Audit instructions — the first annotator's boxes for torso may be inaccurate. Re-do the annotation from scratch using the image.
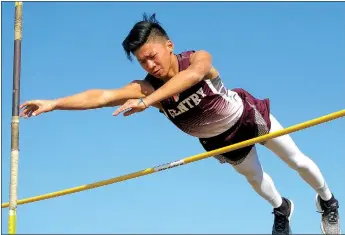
[145,50,244,138]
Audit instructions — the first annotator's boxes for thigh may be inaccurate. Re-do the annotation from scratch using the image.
[264,114,302,161]
[232,146,263,177]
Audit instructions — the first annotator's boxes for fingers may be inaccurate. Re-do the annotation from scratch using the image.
[123,108,137,117]
[112,99,148,117]
[20,105,32,117]
[20,101,35,117]
[20,109,29,117]
[19,100,41,118]
[20,101,32,109]
[112,101,132,116]
[20,107,37,118]
[112,106,129,116]
[20,100,39,109]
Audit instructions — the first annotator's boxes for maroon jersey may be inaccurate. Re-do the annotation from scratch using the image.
[145,50,271,165]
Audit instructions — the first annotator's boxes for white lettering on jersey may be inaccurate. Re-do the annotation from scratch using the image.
[167,87,206,118]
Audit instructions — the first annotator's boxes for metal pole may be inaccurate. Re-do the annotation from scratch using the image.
[9,2,23,234]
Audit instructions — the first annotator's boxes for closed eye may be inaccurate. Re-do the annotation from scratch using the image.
[138,53,157,64]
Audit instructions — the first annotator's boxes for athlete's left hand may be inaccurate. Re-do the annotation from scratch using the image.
[112,98,148,117]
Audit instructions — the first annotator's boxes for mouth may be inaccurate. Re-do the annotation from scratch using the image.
[153,69,161,75]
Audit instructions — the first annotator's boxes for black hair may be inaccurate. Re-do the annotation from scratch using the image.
[122,13,170,61]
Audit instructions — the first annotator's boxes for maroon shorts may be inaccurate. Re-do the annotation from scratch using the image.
[198,88,271,165]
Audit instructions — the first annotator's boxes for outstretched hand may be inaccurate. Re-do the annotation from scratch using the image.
[20,100,57,118]
[112,98,148,117]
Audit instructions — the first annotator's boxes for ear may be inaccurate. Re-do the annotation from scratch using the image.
[166,40,174,53]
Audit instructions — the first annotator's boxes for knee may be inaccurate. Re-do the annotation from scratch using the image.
[286,153,312,172]
[234,165,264,185]
[242,170,263,185]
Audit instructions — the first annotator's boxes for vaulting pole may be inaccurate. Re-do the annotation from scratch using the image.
[2,109,345,209]
[8,2,23,234]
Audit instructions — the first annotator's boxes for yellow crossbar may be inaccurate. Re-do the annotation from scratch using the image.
[2,109,344,209]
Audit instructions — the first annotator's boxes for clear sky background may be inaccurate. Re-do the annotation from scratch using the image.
[1,1,344,234]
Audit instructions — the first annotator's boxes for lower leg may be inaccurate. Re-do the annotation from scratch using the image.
[232,147,282,208]
[232,146,294,234]
[250,171,283,208]
[264,114,332,201]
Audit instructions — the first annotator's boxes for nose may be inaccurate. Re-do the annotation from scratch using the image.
[147,60,156,71]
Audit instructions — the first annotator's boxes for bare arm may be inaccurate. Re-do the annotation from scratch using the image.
[54,80,157,110]
[20,80,160,117]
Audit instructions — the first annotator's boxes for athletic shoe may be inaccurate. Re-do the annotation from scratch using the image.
[316,194,341,234]
[272,197,294,235]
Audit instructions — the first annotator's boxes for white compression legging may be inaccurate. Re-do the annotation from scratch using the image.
[231,114,332,208]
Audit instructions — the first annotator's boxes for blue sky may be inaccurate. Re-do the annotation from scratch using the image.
[2,1,344,234]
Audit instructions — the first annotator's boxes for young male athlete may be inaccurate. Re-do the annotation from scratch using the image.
[20,13,340,234]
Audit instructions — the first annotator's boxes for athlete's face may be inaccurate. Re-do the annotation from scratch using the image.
[134,39,174,79]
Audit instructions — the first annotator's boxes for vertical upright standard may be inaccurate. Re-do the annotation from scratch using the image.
[9,2,23,234]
